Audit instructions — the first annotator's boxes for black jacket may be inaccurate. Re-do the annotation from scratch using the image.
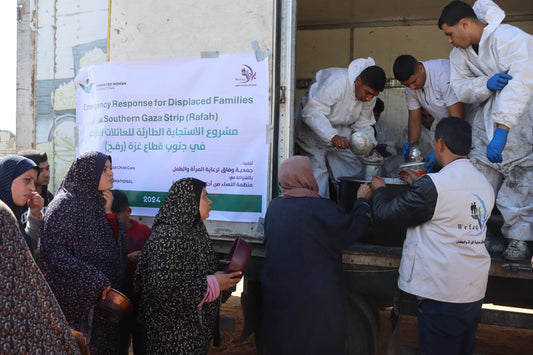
[372,175,438,228]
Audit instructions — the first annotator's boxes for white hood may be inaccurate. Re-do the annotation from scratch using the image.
[473,0,505,42]
[348,57,375,86]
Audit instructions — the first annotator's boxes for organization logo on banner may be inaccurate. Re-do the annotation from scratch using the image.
[77,78,94,94]
[235,64,257,87]
[75,68,128,95]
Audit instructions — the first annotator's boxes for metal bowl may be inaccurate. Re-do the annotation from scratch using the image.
[224,235,251,274]
[94,288,133,323]
[349,131,373,156]
[406,144,423,163]
[400,162,427,176]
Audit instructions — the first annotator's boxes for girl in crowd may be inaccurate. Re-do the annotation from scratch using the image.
[135,177,242,354]
[0,155,44,253]
[38,151,128,355]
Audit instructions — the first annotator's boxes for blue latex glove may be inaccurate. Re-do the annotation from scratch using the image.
[402,142,414,159]
[487,128,509,163]
[487,70,512,91]
[424,151,436,173]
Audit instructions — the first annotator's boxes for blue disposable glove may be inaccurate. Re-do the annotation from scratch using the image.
[487,70,512,91]
[424,151,436,173]
[487,128,509,163]
[402,142,414,160]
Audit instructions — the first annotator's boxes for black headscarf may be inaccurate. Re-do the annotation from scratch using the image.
[0,155,40,248]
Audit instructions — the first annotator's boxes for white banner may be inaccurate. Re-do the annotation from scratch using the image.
[75,54,270,222]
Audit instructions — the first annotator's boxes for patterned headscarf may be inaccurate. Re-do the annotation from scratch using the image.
[153,177,206,229]
[278,156,320,198]
[58,151,110,203]
[0,200,80,354]
[38,151,127,352]
[136,178,219,354]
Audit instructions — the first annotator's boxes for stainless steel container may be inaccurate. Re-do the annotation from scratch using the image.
[360,158,384,180]
[406,144,423,163]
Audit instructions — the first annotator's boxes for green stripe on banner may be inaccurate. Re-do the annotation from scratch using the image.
[121,190,262,212]
[209,194,262,213]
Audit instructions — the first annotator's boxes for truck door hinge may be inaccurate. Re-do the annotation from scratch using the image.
[279,86,286,104]
[17,4,23,23]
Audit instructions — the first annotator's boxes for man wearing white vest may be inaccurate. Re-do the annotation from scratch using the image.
[371,117,495,355]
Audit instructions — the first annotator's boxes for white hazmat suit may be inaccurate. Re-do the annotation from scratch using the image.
[296,57,378,197]
[448,0,533,243]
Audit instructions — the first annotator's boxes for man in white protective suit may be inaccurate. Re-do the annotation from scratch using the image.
[439,0,533,261]
[392,54,478,172]
[372,98,402,178]
[296,58,387,198]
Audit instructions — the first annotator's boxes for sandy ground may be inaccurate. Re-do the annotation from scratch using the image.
[208,282,533,355]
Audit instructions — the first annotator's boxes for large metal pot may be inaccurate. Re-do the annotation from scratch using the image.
[336,176,409,246]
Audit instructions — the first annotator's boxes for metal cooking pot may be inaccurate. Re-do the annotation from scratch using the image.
[360,158,384,180]
[336,176,409,246]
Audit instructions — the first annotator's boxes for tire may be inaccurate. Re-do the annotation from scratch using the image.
[345,292,379,355]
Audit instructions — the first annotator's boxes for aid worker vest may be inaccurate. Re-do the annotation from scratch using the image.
[398,158,495,303]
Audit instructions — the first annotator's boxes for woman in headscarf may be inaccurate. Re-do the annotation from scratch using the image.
[135,177,242,354]
[38,151,128,355]
[0,155,44,254]
[0,200,80,354]
[260,155,373,355]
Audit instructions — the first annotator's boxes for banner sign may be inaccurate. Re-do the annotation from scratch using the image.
[75,54,270,222]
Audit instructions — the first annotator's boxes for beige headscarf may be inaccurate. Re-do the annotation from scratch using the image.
[278,156,321,198]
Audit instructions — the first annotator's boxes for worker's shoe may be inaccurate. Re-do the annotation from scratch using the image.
[502,239,531,261]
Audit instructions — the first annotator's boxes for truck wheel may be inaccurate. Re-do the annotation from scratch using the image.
[345,292,379,355]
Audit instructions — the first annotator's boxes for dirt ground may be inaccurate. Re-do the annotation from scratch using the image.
[209,295,533,355]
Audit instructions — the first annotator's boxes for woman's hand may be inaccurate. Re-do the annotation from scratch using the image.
[101,286,111,300]
[102,190,113,214]
[27,191,44,219]
[127,250,142,263]
[213,271,242,291]
[356,183,372,199]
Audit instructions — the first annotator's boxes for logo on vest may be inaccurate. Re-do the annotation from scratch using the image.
[457,194,489,237]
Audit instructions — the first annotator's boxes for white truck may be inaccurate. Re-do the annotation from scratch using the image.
[16,0,533,353]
